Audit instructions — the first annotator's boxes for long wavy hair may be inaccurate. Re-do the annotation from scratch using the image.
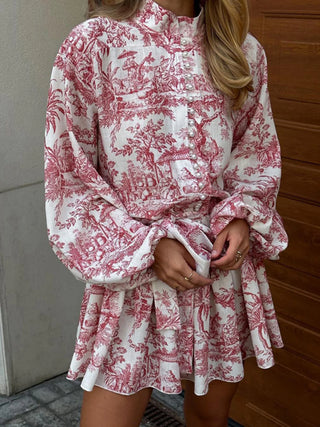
[88,0,253,109]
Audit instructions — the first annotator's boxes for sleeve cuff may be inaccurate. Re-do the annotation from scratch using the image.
[210,194,288,260]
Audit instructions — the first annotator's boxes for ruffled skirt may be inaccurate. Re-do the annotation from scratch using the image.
[67,257,283,396]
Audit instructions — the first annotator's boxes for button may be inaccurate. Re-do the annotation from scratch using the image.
[188,142,195,149]
[181,39,188,45]
[189,130,195,138]
[187,95,194,103]
[190,153,198,160]
[184,63,191,69]
[195,172,201,178]
[193,163,199,169]
[182,51,189,58]
[188,107,195,115]
[186,83,193,91]
[198,182,205,189]
[188,119,195,126]
[186,73,193,80]
[200,194,206,200]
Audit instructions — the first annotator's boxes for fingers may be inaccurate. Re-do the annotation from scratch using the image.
[153,263,212,292]
[211,232,227,260]
[164,269,212,291]
[212,236,239,268]
[152,238,211,292]
[187,270,212,287]
[229,248,247,270]
[170,283,185,292]
[177,270,212,289]
[210,219,250,271]
[211,242,249,270]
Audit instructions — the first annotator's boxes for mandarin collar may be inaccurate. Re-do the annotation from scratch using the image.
[134,0,204,37]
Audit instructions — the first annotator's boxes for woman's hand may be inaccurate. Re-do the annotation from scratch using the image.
[211,219,250,270]
[153,238,212,292]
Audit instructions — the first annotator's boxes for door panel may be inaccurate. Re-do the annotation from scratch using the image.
[276,120,319,164]
[281,161,320,202]
[264,16,320,103]
[279,218,320,276]
[230,1,320,426]
[271,280,320,331]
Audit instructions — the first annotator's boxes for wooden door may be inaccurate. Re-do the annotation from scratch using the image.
[230,1,320,426]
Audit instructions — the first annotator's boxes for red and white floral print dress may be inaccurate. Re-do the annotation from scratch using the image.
[45,0,288,396]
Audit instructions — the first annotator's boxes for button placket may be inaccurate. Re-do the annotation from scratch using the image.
[183,52,196,151]
[188,129,196,138]
[180,36,205,200]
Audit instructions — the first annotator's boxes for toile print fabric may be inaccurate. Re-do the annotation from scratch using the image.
[45,0,288,396]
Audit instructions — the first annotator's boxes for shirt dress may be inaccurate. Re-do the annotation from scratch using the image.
[45,0,288,396]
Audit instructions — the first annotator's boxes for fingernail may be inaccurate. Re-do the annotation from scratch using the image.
[211,250,218,257]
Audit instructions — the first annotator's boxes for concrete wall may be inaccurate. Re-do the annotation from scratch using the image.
[0,0,87,395]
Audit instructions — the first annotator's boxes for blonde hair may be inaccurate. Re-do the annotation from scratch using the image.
[88,0,253,109]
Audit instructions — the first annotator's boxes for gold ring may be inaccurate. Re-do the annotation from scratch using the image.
[235,250,243,263]
[184,271,194,281]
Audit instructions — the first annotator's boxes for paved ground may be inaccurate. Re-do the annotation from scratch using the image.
[0,374,243,426]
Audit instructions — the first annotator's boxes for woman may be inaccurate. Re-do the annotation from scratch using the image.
[45,0,288,425]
